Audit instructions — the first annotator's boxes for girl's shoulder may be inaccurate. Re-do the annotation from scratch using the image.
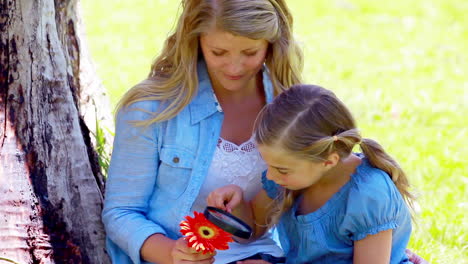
[350,155,399,197]
[347,156,405,212]
[340,155,408,240]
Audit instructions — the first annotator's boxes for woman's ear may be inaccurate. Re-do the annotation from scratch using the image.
[323,152,340,169]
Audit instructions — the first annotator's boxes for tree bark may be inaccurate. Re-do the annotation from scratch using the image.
[0,0,110,263]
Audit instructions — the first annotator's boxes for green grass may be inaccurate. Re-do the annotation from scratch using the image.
[82,0,468,263]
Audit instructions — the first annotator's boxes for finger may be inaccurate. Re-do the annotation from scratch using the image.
[207,192,227,211]
[225,190,242,213]
[173,248,216,262]
[176,238,210,255]
[175,257,215,264]
[405,249,414,258]
[406,249,428,264]
[215,194,228,211]
[206,193,215,207]
[172,245,196,261]
[174,238,193,253]
[405,249,418,264]
[177,258,215,264]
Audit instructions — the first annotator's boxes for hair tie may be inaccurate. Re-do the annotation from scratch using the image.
[332,136,338,142]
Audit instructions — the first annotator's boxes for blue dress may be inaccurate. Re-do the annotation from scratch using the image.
[262,156,413,264]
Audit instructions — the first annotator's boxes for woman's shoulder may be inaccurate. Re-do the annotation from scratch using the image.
[117,100,162,121]
[122,99,161,110]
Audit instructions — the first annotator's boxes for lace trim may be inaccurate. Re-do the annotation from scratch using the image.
[217,137,256,153]
[210,137,266,191]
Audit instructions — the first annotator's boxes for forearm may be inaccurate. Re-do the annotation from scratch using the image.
[250,203,269,240]
[140,233,176,264]
[249,190,273,240]
[104,100,167,261]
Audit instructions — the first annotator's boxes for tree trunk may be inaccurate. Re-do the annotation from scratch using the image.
[0,0,111,263]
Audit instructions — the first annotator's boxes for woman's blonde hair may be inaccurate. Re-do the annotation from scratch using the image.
[254,84,415,226]
[117,0,303,125]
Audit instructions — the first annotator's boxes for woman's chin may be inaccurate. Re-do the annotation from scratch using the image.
[217,80,255,93]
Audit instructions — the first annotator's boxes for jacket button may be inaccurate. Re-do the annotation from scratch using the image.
[173,157,180,163]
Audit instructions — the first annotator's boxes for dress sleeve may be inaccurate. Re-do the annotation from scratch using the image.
[102,100,166,264]
[261,171,281,199]
[340,168,404,241]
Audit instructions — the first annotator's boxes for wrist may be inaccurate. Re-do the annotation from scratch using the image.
[141,233,176,264]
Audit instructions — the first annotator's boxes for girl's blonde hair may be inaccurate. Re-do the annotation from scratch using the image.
[117,0,303,125]
[254,84,414,226]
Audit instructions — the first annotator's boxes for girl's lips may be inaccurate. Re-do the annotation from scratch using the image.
[225,74,243,80]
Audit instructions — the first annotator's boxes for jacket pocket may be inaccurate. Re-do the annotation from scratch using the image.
[157,145,195,198]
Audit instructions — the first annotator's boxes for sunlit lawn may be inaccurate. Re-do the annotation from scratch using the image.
[82,0,467,263]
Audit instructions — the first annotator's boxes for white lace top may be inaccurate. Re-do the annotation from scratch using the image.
[191,137,283,263]
[192,137,267,211]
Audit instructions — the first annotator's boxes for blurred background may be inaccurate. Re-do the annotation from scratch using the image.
[81,0,467,263]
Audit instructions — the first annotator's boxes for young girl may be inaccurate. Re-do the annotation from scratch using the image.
[207,84,415,264]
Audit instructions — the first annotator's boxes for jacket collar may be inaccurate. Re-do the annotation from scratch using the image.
[189,59,274,125]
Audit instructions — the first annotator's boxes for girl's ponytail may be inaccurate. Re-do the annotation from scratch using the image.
[359,138,415,210]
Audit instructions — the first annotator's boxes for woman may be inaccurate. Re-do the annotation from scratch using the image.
[102,0,428,263]
[102,0,302,263]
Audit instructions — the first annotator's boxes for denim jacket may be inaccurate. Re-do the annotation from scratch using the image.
[102,59,275,264]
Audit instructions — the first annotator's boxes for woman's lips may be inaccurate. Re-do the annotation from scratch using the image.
[225,74,243,80]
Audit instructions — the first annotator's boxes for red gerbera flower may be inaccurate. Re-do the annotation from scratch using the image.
[180,211,234,254]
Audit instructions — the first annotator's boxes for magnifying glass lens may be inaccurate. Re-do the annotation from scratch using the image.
[204,207,252,239]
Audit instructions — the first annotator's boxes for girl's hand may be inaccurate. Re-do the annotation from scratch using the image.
[207,184,244,213]
[171,237,216,264]
[406,249,430,264]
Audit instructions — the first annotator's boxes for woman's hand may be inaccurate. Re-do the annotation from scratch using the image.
[171,237,216,264]
[207,184,244,213]
[406,249,430,264]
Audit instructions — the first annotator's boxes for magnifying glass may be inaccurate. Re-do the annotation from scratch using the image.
[204,206,252,239]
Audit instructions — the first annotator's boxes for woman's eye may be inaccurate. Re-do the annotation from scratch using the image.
[244,51,257,57]
[212,51,224,56]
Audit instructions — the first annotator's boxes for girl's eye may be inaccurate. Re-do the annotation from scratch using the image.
[277,169,288,175]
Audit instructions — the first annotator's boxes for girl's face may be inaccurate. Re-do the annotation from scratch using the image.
[258,144,328,191]
[200,28,269,93]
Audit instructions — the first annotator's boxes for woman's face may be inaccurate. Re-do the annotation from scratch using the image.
[200,28,269,93]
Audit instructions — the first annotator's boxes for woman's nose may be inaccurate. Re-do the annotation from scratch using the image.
[225,57,243,75]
